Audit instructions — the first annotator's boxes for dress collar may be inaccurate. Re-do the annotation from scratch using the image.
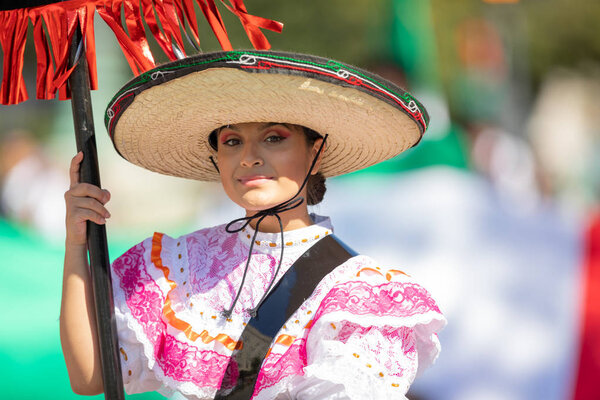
[238,214,333,254]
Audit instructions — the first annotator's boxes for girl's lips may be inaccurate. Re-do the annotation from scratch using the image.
[238,176,273,186]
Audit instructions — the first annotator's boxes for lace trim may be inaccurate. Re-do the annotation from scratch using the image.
[118,310,226,399]
[303,357,411,400]
[238,214,333,251]
[240,227,331,249]
[151,232,241,350]
[313,280,442,323]
[254,339,308,396]
[312,310,446,335]
[309,310,444,383]
[302,325,418,399]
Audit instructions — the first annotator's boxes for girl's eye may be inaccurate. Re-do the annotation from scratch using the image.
[265,134,284,143]
[223,138,241,146]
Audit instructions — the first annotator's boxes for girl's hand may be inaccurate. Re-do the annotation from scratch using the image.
[64,152,111,246]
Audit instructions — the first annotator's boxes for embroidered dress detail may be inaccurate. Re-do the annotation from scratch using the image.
[240,226,332,249]
[110,215,446,399]
[151,232,242,350]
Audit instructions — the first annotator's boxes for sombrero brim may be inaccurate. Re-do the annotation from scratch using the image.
[105,50,429,181]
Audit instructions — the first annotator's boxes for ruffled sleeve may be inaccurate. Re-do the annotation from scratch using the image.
[110,234,168,395]
[114,306,162,394]
[295,257,446,399]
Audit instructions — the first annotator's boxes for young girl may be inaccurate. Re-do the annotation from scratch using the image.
[60,50,446,400]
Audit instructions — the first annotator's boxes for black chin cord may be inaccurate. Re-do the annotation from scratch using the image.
[222,134,328,319]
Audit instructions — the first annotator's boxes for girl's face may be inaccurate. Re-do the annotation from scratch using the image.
[216,122,322,213]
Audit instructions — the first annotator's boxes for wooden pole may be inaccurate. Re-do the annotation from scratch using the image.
[68,22,125,400]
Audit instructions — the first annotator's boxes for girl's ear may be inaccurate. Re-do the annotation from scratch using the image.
[310,138,326,175]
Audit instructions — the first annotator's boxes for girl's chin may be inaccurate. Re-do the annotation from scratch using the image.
[240,198,281,212]
[239,191,291,211]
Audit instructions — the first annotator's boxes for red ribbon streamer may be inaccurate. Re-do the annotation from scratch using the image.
[221,0,283,50]
[0,0,283,105]
[79,3,98,92]
[573,212,600,400]
[160,0,187,58]
[0,8,29,104]
[97,1,155,76]
[32,13,52,100]
[143,0,179,61]
[178,0,201,49]
[196,0,233,51]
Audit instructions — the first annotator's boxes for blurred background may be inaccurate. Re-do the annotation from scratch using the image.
[1,0,600,399]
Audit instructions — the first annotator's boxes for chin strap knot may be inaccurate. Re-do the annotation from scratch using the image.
[221,134,328,319]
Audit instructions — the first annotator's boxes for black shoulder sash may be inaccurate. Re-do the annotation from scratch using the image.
[214,234,357,399]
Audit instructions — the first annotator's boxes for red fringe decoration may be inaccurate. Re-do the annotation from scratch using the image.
[0,8,30,104]
[0,0,283,105]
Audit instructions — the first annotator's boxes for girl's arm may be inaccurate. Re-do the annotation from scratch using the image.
[60,151,111,395]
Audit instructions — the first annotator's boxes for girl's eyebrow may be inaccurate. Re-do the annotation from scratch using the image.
[219,131,236,143]
[258,122,283,130]
[226,122,284,132]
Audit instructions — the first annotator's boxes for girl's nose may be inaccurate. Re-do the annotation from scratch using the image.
[240,142,263,167]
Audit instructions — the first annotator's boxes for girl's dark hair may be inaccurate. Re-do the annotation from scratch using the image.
[303,127,327,206]
[208,124,327,205]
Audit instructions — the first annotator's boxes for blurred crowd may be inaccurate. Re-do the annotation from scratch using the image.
[0,130,68,241]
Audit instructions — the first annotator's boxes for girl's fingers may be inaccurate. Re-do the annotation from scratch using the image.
[77,208,107,225]
[67,183,110,204]
[65,155,112,244]
[75,197,111,219]
[69,152,84,189]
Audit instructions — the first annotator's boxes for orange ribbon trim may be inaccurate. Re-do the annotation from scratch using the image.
[386,269,409,281]
[357,267,410,281]
[0,0,283,105]
[274,334,296,347]
[265,334,297,358]
[151,232,242,351]
[356,267,384,278]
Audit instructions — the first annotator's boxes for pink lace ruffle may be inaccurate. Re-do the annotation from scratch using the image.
[313,280,441,322]
[253,339,308,396]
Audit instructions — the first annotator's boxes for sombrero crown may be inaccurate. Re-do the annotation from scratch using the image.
[105,50,429,181]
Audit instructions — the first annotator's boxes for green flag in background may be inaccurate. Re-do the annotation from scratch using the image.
[0,218,163,400]
[351,0,469,177]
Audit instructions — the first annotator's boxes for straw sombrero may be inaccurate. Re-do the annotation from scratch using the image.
[105,50,429,181]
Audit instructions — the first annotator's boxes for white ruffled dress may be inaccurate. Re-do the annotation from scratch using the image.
[111,215,446,400]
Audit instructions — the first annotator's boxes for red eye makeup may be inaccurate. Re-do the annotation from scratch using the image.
[220,131,237,144]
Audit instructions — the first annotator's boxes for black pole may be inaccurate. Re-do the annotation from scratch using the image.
[68,22,125,400]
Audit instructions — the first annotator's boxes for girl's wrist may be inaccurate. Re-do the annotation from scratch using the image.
[65,239,87,253]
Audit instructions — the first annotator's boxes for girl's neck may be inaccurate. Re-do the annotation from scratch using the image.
[247,208,314,233]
